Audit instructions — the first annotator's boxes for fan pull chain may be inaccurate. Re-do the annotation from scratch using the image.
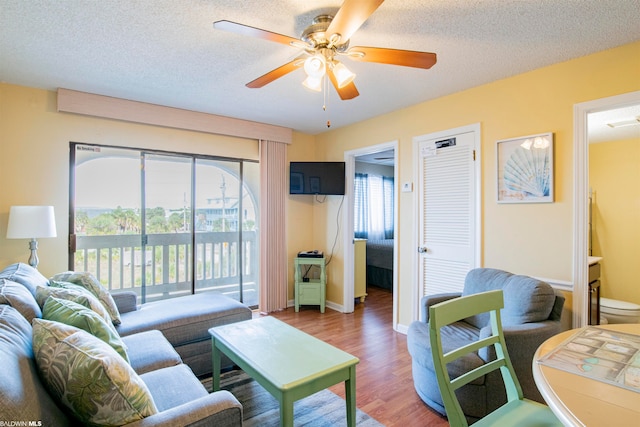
[322,75,327,111]
[323,75,331,128]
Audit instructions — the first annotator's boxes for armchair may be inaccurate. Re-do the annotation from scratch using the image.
[407,268,564,422]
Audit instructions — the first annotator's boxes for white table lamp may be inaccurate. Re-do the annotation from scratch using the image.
[6,205,57,269]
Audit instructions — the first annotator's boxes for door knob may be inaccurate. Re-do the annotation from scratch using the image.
[418,246,428,253]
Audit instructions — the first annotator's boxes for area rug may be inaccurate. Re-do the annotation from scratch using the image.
[202,369,384,426]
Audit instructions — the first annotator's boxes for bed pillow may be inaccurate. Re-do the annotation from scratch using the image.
[0,278,42,322]
[32,319,157,425]
[42,296,129,362]
[51,272,121,325]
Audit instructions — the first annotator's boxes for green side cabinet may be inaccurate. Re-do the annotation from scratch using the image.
[294,257,326,313]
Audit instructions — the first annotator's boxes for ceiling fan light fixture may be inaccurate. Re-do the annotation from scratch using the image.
[304,54,326,78]
[333,61,356,88]
[302,75,323,92]
[215,2,436,102]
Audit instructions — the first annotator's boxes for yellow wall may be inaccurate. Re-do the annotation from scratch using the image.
[310,41,640,326]
[285,132,317,301]
[2,41,639,328]
[589,137,640,304]
[0,84,259,276]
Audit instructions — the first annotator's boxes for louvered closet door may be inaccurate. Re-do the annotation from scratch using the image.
[417,130,477,296]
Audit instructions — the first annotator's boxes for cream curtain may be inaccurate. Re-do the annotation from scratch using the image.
[258,140,288,313]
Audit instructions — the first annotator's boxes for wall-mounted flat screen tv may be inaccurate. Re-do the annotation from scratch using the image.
[289,161,346,195]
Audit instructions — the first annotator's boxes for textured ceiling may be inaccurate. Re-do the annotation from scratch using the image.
[1,0,640,135]
[588,105,640,143]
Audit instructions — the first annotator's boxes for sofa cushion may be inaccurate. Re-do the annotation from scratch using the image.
[140,364,209,411]
[51,271,121,325]
[42,296,129,362]
[111,290,138,314]
[36,284,112,323]
[462,268,555,328]
[0,306,70,425]
[116,291,251,346]
[0,262,49,296]
[0,278,42,322]
[122,330,182,375]
[32,319,158,425]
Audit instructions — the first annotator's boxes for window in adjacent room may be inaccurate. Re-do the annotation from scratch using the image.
[354,172,394,240]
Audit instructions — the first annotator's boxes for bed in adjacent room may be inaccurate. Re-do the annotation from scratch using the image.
[365,239,394,290]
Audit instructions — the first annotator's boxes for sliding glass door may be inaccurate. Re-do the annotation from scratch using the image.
[72,145,144,296]
[193,158,259,306]
[70,143,258,306]
[142,153,193,302]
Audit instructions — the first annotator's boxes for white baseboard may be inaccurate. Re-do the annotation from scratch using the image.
[286,299,344,313]
[395,323,409,335]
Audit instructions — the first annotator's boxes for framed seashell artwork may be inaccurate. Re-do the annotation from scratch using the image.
[496,132,554,203]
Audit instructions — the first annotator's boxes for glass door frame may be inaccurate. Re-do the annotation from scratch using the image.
[69,142,258,307]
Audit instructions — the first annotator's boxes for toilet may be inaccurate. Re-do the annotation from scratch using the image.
[600,297,640,324]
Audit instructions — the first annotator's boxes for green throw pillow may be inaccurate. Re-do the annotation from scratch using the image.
[36,284,113,325]
[50,272,121,325]
[42,296,129,362]
[32,319,157,425]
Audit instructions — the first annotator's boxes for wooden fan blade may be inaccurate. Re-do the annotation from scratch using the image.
[214,20,300,46]
[326,0,385,44]
[327,68,359,100]
[347,46,437,69]
[246,56,305,88]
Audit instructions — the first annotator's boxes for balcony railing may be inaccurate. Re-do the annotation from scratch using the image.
[73,231,258,306]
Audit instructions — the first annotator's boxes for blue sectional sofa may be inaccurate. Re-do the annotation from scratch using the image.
[0,262,252,426]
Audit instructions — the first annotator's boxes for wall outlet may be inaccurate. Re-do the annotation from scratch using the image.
[402,182,413,192]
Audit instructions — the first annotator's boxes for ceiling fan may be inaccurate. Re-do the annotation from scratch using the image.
[213,0,437,101]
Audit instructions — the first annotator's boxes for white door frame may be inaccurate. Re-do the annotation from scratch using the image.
[343,141,399,324]
[573,90,640,327]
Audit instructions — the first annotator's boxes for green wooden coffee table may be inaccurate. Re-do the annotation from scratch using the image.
[209,316,359,427]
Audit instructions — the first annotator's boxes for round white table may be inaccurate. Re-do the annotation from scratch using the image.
[533,323,640,426]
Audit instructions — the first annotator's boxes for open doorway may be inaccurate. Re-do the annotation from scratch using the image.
[354,150,395,293]
[574,90,640,327]
[587,104,640,325]
[342,142,398,327]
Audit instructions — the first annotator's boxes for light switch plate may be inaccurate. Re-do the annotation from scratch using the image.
[402,182,413,192]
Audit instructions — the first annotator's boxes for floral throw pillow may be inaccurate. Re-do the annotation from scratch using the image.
[50,272,122,325]
[32,319,157,425]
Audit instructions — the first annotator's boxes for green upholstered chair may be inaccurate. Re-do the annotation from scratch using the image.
[428,290,562,427]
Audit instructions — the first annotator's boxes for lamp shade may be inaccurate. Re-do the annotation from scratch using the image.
[6,206,57,239]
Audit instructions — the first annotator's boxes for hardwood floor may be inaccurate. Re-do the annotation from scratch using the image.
[268,286,449,427]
